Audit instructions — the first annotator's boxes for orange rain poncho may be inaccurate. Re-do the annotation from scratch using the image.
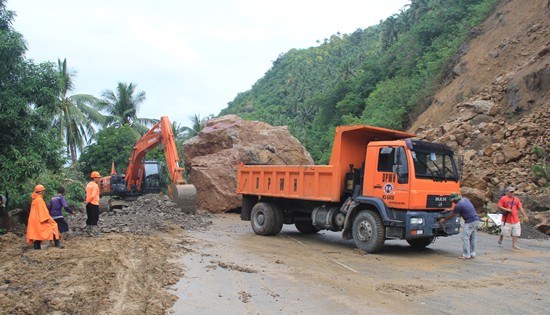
[26,192,59,244]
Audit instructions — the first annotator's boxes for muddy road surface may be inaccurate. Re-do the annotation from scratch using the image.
[170,214,550,315]
[1,207,548,315]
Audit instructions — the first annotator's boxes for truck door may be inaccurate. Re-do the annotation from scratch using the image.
[372,146,410,209]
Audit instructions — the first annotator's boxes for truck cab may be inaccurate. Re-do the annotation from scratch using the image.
[350,139,460,245]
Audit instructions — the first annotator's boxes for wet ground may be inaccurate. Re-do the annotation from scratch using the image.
[1,209,548,314]
[170,213,550,315]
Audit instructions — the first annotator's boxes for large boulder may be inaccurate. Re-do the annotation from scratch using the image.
[182,115,314,213]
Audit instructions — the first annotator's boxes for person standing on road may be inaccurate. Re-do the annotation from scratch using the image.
[27,184,62,249]
[84,171,101,237]
[49,186,75,248]
[438,192,479,259]
[497,186,529,250]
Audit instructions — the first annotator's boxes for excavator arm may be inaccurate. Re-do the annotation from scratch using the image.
[124,117,186,191]
[122,116,196,213]
[158,116,186,185]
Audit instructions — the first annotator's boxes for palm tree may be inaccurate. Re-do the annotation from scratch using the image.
[54,58,104,170]
[97,82,156,134]
[171,120,188,143]
[380,14,400,50]
[181,113,212,139]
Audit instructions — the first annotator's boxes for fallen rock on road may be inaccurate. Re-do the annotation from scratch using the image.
[69,194,213,236]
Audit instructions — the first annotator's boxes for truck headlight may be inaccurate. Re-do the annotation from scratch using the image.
[410,217,424,225]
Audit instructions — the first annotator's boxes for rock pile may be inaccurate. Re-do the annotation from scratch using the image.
[416,104,549,197]
[413,86,550,235]
[67,194,213,236]
[408,1,550,234]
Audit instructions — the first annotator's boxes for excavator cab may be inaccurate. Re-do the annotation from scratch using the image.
[142,161,162,194]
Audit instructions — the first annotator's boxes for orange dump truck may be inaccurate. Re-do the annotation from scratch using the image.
[237,125,462,253]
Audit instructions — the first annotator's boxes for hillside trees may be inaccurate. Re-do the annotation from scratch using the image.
[0,0,63,206]
[221,0,500,163]
[78,125,140,178]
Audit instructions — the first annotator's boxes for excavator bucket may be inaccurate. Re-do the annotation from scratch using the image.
[167,184,197,214]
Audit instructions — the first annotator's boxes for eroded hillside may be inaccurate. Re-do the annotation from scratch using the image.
[409,0,549,205]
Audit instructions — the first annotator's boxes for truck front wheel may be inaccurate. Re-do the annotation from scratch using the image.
[251,202,283,236]
[352,210,385,253]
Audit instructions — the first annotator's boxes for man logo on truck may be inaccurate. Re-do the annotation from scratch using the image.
[384,183,394,194]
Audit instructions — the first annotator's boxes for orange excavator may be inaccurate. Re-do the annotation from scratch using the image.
[98,116,197,214]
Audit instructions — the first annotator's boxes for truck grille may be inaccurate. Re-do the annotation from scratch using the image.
[426,195,452,208]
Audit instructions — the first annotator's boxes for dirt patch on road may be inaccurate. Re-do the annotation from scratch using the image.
[0,194,212,315]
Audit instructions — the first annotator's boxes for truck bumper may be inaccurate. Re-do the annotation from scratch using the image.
[385,211,460,239]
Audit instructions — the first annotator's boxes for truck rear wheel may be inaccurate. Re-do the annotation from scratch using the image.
[251,202,283,236]
[352,210,385,253]
[406,237,434,248]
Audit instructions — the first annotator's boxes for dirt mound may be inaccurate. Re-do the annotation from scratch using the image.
[0,193,212,314]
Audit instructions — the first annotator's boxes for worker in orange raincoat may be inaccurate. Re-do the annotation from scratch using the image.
[26,184,62,249]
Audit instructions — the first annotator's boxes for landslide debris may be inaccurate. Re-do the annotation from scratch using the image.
[68,194,213,236]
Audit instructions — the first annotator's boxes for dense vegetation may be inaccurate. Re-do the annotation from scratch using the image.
[0,0,193,210]
[220,0,500,163]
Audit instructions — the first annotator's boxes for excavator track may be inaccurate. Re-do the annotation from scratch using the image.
[168,184,197,214]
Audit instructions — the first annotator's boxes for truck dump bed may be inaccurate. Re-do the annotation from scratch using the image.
[237,125,414,202]
[237,164,339,201]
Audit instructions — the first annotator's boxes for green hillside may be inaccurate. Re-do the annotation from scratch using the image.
[220,0,500,163]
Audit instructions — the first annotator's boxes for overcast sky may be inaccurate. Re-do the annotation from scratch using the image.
[8,0,409,126]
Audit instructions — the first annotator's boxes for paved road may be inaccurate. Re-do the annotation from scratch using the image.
[169,213,550,315]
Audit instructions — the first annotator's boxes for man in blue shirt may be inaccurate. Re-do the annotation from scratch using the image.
[49,186,76,248]
[438,192,479,259]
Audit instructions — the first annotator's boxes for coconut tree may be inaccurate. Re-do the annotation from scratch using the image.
[181,113,212,140]
[97,82,156,134]
[171,120,188,143]
[54,58,104,170]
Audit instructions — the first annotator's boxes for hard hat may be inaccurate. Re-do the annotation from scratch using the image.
[34,184,46,192]
[91,171,101,178]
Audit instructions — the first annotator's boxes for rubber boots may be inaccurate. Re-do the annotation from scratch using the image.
[92,226,102,237]
[85,225,93,237]
[33,240,41,250]
[54,239,64,249]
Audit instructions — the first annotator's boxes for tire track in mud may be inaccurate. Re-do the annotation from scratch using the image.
[111,254,138,313]
[281,232,360,273]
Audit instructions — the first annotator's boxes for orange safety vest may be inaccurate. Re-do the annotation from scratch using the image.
[26,193,59,244]
[85,180,100,205]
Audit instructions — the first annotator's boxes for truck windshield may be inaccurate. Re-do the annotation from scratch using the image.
[411,150,458,181]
